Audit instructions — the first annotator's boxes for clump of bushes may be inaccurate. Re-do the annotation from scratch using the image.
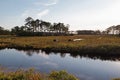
[0,68,79,80]
[49,70,78,80]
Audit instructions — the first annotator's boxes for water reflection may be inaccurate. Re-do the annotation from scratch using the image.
[0,49,120,80]
[15,49,120,61]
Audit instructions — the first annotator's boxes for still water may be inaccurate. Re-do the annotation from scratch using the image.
[0,49,120,80]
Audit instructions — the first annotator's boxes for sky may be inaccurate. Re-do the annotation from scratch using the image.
[0,0,120,31]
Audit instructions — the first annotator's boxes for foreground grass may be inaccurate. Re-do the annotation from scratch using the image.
[0,35,120,54]
[0,67,78,80]
[0,67,118,80]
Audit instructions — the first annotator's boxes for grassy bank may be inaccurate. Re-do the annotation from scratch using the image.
[0,67,78,80]
[0,35,120,55]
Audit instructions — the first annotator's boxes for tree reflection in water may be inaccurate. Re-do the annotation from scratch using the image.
[13,49,120,61]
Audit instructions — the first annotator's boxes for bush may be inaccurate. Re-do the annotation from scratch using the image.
[49,70,78,80]
[0,68,79,80]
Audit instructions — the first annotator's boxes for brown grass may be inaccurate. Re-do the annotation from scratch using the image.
[0,35,120,54]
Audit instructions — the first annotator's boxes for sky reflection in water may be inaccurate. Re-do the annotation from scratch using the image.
[0,49,120,80]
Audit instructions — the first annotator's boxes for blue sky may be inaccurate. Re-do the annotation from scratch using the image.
[0,0,120,30]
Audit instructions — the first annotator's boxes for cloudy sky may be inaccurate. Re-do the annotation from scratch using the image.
[0,0,120,30]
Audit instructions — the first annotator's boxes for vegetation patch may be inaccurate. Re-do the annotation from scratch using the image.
[0,35,120,58]
[0,67,78,80]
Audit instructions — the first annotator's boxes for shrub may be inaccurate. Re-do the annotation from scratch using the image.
[0,68,79,80]
[49,70,78,80]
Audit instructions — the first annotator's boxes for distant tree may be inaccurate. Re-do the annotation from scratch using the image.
[0,26,4,31]
[57,23,64,33]
[95,30,101,35]
[106,25,120,35]
[52,23,58,32]
[115,25,120,34]
[0,26,11,35]
[11,17,70,36]
[63,24,69,33]
[11,26,20,34]
[52,23,69,33]
[25,17,34,32]
[106,26,114,34]
[40,20,51,32]
[25,17,33,23]
[35,19,40,32]
[44,21,51,32]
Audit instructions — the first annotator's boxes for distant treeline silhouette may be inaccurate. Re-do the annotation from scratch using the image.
[11,17,69,36]
[0,26,10,35]
[105,25,120,35]
[77,30,101,35]
[0,17,120,36]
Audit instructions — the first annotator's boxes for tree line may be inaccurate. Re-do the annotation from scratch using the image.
[77,25,120,35]
[77,30,101,35]
[11,17,69,36]
[105,25,120,35]
[0,26,10,35]
[0,17,120,36]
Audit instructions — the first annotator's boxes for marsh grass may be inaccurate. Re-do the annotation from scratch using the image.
[0,35,120,54]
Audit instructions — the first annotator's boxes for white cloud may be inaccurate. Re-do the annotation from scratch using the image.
[38,51,49,59]
[21,9,49,19]
[37,9,49,18]
[42,61,58,68]
[34,0,58,6]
